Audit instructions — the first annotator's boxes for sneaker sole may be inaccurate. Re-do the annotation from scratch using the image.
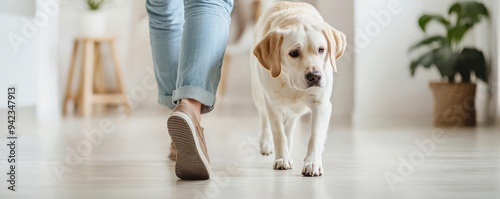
[167,112,211,180]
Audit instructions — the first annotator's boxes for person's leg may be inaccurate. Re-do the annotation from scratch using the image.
[168,0,234,180]
[146,0,184,109]
[173,0,234,116]
[146,0,184,161]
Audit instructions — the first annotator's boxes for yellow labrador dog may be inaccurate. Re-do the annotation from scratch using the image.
[251,1,346,176]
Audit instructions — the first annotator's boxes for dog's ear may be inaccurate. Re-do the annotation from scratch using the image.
[323,23,346,73]
[253,31,283,78]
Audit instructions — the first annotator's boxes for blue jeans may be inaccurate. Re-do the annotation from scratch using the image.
[146,0,234,113]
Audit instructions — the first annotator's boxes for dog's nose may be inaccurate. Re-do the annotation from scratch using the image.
[306,71,322,86]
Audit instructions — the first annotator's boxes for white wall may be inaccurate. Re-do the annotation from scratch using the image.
[354,0,432,126]
[353,0,494,126]
[317,0,355,124]
[126,0,158,109]
[0,0,61,122]
[0,0,39,109]
[0,0,35,16]
[36,0,61,122]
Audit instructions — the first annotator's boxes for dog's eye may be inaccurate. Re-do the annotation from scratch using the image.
[289,50,300,58]
[318,47,325,54]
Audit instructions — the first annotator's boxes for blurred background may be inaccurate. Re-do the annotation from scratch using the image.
[1,1,499,198]
[0,0,498,126]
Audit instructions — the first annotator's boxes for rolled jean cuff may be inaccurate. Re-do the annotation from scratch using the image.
[172,86,216,114]
[158,95,176,110]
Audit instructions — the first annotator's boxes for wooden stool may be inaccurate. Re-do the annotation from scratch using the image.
[62,36,131,117]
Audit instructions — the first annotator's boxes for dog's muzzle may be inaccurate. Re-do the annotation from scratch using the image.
[306,71,322,87]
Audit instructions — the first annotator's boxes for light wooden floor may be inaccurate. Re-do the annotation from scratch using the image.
[1,107,499,199]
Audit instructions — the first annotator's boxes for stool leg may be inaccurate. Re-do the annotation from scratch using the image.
[93,42,107,94]
[94,42,108,114]
[75,42,85,114]
[82,40,95,117]
[109,40,131,113]
[62,40,79,116]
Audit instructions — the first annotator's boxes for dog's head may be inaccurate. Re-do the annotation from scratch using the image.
[253,20,346,90]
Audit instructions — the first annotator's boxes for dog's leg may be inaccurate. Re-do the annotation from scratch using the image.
[265,102,293,170]
[252,83,273,155]
[259,111,274,155]
[302,102,331,176]
[284,116,299,155]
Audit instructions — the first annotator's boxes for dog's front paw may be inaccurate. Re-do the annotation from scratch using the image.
[260,140,274,156]
[302,161,323,177]
[273,158,294,170]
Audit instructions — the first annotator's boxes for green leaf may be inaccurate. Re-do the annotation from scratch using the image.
[433,47,459,81]
[456,56,473,83]
[409,47,459,81]
[410,61,418,76]
[447,2,489,46]
[409,35,448,52]
[418,15,450,32]
[448,3,463,16]
[86,0,106,10]
[417,50,435,68]
[409,49,437,76]
[447,25,470,45]
[456,48,487,82]
[449,2,489,27]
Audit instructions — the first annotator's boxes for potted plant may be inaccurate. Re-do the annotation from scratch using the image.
[80,0,108,36]
[409,2,489,127]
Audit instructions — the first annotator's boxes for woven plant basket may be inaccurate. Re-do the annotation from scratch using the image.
[429,82,476,127]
